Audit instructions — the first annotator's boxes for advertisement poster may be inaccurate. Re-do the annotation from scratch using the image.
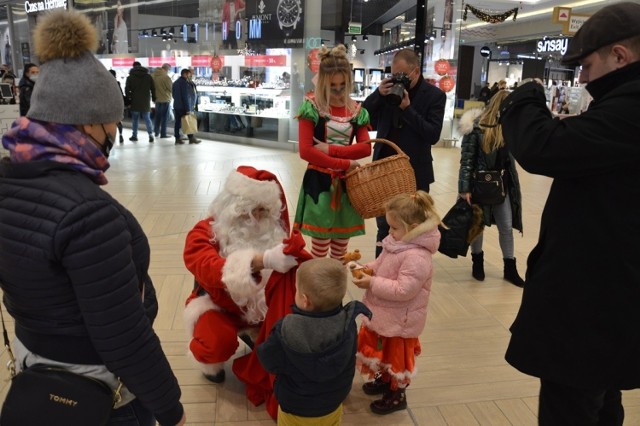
[75,0,131,55]
[245,0,304,49]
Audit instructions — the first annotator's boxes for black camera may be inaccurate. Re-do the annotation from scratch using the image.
[386,73,411,106]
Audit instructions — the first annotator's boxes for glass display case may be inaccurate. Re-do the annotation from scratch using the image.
[195,85,290,143]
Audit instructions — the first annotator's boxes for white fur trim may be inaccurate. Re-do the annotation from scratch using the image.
[458,108,483,136]
[222,248,268,324]
[187,349,224,376]
[356,353,417,383]
[403,216,440,242]
[184,295,221,337]
[225,169,282,210]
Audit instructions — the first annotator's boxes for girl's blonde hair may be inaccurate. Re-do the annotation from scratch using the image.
[314,44,356,115]
[385,190,441,232]
[477,89,509,153]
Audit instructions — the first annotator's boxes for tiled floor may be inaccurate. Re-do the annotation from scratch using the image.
[1,129,639,425]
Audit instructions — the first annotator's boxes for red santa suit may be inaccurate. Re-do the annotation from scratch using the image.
[183,166,311,420]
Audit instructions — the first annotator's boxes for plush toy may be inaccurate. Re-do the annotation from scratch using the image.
[348,262,374,279]
[339,249,362,264]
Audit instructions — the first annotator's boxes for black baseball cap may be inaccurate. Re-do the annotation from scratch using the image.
[562,2,640,66]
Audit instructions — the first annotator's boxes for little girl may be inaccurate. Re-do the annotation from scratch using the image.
[353,190,441,415]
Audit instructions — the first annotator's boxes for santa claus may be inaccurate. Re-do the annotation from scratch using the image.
[183,166,311,419]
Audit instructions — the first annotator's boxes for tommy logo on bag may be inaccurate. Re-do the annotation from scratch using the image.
[49,393,78,407]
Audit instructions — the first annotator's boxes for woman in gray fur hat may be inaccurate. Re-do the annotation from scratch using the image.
[0,9,185,426]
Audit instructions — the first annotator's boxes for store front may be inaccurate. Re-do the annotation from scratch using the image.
[0,0,324,148]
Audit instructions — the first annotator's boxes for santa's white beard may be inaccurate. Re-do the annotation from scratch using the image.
[214,214,287,257]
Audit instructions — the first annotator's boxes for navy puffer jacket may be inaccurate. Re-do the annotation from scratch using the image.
[0,160,182,425]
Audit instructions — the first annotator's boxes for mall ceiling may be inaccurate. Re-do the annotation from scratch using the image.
[131,0,625,45]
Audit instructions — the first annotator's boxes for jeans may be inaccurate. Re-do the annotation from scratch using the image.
[108,398,155,426]
[153,102,170,137]
[130,111,153,138]
[470,194,515,259]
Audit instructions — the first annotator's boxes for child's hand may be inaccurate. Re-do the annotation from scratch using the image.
[352,273,372,289]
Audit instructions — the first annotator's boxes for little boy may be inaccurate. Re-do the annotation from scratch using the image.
[257,258,372,425]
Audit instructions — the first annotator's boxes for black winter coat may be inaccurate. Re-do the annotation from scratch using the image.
[0,160,183,425]
[500,62,640,389]
[125,65,156,112]
[363,77,446,189]
[458,112,523,232]
[18,77,35,116]
[257,301,371,418]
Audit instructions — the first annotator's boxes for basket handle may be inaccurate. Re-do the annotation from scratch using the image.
[362,138,407,156]
[313,137,406,157]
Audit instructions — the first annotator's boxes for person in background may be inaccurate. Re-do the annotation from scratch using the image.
[183,166,311,420]
[293,44,371,260]
[0,10,185,425]
[125,61,155,143]
[257,258,371,425]
[478,82,491,103]
[457,89,525,287]
[18,63,38,116]
[172,68,200,145]
[1,71,17,104]
[108,69,125,144]
[499,3,640,424]
[151,63,172,139]
[353,191,441,415]
[363,48,446,257]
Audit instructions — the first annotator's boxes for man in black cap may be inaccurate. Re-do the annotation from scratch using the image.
[498,3,640,424]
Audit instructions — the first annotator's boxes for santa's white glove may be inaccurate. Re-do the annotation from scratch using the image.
[262,243,297,273]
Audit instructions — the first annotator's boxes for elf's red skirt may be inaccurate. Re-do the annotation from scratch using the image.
[356,325,421,390]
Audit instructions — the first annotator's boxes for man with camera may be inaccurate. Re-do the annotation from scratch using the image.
[363,49,446,256]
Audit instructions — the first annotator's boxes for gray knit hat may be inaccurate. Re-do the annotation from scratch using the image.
[27,9,124,125]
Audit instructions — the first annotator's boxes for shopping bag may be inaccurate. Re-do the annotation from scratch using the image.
[181,113,197,135]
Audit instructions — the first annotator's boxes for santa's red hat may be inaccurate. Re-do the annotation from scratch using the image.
[224,166,290,232]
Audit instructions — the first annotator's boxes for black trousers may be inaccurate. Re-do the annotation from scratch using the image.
[539,379,624,426]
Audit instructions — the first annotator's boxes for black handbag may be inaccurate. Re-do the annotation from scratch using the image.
[0,307,121,426]
[472,169,506,205]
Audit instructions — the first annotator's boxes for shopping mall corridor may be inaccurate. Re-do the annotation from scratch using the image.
[1,132,639,425]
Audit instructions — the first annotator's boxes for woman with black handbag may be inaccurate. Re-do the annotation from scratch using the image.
[0,10,185,426]
[457,89,525,287]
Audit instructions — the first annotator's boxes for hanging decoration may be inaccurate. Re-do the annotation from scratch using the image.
[434,59,451,76]
[463,4,518,23]
[439,75,455,93]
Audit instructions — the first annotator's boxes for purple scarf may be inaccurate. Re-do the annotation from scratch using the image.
[2,117,110,185]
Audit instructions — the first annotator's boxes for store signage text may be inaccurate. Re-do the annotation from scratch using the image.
[537,38,569,55]
[25,0,67,14]
[222,21,242,41]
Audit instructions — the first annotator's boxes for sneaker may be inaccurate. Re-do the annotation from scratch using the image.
[149,135,154,143]
[362,374,389,395]
[119,135,124,144]
[154,133,159,137]
[160,134,169,138]
[175,138,185,145]
[203,370,225,384]
[129,136,138,142]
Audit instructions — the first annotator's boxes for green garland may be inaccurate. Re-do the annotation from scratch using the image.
[463,4,518,23]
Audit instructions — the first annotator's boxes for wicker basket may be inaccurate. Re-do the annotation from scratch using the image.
[345,139,416,219]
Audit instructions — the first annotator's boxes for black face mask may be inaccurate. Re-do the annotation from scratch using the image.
[89,124,114,158]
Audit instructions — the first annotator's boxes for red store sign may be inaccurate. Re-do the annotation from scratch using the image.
[191,55,212,67]
[244,55,287,67]
[149,57,176,67]
[112,58,135,67]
